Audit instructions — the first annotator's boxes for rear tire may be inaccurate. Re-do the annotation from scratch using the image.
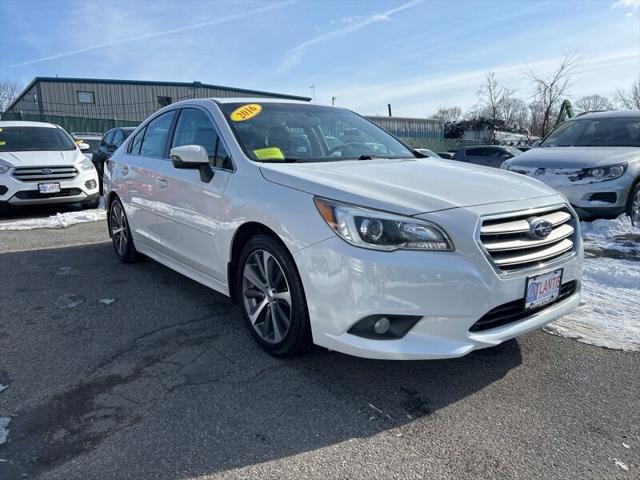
[628,181,640,227]
[237,234,311,357]
[109,198,141,263]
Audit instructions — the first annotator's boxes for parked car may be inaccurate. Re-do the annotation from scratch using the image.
[455,145,522,168]
[105,99,582,359]
[414,148,441,158]
[92,127,136,192]
[0,121,100,211]
[437,152,456,159]
[72,132,102,161]
[502,111,640,224]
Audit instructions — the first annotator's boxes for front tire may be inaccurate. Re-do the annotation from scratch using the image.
[628,181,640,227]
[109,198,141,263]
[237,234,311,357]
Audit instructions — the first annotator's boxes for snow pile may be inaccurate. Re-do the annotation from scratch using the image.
[544,215,640,351]
[0,417,9,445]
[0,207,106,231]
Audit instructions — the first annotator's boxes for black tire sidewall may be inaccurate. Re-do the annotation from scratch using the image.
[110,198,139,263]
[237,235,311,357]
[627,181,640,226]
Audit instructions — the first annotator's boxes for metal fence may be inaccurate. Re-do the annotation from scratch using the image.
[0,111,139,135]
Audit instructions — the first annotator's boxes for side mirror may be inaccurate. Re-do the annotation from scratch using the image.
[78,142,90,151]
[107,144,117,153]
[170,145,214,183]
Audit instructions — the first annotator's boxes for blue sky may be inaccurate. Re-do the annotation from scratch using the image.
[1,0,639,116]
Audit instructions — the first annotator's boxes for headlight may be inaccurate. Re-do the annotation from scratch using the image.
[0,159,13,175]
[314,197,453,251]
[582,164,627,181]
[77,157,95,171]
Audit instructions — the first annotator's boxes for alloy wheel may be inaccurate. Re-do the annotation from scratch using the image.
[110,202,128,256]
[242,249,292,344]
[632,190,640,226]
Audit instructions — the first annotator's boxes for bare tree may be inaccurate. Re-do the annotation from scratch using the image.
[478,72,513,122]
[615,79,640,110]
[500,97,530,133]
[431,106,462,122]
[526,52,580,136]
[574,94,614,113]
[0,80,19,112]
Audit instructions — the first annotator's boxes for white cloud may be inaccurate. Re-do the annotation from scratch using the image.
[276,0,422,73]
[9,1,295,68]
[612,0,640,10]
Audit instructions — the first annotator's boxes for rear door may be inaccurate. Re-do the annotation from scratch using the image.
[151,106,233,280]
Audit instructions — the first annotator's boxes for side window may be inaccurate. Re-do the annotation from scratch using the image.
[466,148,483,157]
[172,108,232,170]
[129,126,147,156]
[139,111,176,159]
[112,129,125,147]
[213,138,232,169]
[102,131,115,147]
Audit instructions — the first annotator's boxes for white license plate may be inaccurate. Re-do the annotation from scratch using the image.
[525,269,563,309]
[38,183,60,194]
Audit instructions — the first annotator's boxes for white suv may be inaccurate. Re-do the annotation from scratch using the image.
[105,99,583,359]
[0,121,100,210]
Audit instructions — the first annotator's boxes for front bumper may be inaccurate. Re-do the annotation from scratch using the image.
[0,167,99,206]
[534,175,632,218]
[293,197,583,360]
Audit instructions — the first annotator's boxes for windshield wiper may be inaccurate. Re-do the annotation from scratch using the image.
[357,155,378,160]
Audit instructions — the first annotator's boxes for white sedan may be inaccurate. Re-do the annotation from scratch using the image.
[105,98,583,359]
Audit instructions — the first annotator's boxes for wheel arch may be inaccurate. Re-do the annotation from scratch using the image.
[227,221,290,304]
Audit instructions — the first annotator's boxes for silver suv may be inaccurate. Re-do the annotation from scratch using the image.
[502,111,640,225]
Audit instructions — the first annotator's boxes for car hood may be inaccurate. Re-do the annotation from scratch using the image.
[259,158,558,216]
[0,149,83,167]
[508,146,639,168]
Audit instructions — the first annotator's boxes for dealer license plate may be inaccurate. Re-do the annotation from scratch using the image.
[525,269,563,310]
[38,183,60,194]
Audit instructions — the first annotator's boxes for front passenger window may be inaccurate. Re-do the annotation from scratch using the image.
[139,111,176,158]
[172,108,232,170]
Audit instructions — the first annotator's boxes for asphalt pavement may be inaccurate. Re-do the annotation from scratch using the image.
[0,219,638,479]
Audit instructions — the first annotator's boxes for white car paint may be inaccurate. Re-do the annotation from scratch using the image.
[0,121,100,207]
[106,99,583,360]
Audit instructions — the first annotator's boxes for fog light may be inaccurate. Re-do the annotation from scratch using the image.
[85,180,97,189]
[373,317,390,335]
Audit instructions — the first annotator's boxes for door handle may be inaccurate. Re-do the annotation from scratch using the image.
[155,177,168,188]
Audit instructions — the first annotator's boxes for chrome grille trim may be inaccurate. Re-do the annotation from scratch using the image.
[477,204,579,274]
[12,166,78,182]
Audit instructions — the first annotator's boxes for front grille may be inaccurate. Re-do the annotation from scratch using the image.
[479,207,578,272]
[469,280,577,332]
[14,188,82,199]
[12,166,78,182]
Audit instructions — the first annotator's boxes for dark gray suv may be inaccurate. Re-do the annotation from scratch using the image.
[454,145,522,168]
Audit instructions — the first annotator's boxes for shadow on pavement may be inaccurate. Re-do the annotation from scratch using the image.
[0,242,522,479]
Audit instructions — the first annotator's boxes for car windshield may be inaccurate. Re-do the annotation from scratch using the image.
[541,117,640,147]
[0,126,77,152]
[218,102,415,162]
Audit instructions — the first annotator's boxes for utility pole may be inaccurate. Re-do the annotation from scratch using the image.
[309,85,316,103]
[387,104,392,117]
[331,96,336,106]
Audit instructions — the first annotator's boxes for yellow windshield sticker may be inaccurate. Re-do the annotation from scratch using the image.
[0,141,5,146]
[253,147,284,160]
[230,103,262,122]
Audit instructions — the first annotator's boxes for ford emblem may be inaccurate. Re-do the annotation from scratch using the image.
[41,168,53,175]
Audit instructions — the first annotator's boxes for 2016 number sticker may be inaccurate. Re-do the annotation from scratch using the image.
[230,104,262,122]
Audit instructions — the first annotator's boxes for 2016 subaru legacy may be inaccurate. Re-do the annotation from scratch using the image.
[105,99,583,359]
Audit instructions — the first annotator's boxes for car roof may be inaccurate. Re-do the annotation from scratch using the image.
[0,120,59,128]
[210,97,311,105]
[571,110,640,120]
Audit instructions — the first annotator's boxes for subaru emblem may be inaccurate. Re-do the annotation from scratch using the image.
[528,217,553,239]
